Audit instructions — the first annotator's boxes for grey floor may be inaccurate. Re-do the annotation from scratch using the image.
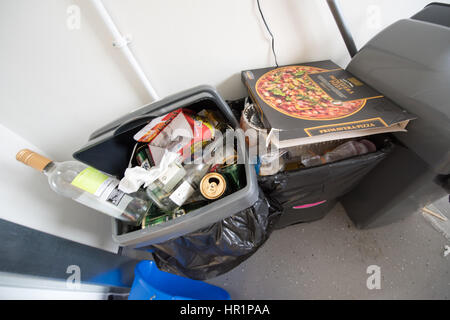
[207,202,450,300]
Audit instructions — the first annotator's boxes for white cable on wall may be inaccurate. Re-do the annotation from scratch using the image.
[90,0,160,101]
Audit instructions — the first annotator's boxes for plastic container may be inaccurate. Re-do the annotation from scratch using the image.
[128,260,230,300]
[73,85,259,247]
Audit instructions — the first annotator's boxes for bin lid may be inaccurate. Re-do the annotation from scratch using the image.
[347,19,450,174]
[88,85,238,141]
[73,85,239,177]
[411,2,450,28]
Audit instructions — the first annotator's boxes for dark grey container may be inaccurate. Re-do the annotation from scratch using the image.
[73,85,259,247]
[342,16,450,228]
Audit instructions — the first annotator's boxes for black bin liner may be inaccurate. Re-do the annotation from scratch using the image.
[147,189,281,280]
[258,136,395,229]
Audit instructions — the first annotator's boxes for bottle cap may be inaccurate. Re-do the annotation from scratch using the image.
[16,149,52,172]
[200,172,227,200]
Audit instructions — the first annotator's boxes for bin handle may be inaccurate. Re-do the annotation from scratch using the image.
[113,114,155,136]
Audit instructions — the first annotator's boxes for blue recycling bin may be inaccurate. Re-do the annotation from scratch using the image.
[128,260,230,300]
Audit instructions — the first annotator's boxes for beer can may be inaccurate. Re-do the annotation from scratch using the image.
[200,172,228,200]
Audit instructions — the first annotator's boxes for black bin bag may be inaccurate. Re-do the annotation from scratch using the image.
[146,189,281,280]
[258,135,395,229]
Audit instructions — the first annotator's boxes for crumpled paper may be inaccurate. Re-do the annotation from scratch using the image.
[118,151,181,194]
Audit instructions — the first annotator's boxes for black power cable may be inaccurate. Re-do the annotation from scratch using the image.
[256,0,279,67]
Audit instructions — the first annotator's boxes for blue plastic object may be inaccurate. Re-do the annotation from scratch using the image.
[128,260,230,300]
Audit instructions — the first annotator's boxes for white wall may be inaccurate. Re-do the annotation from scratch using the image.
[0,0,440,250]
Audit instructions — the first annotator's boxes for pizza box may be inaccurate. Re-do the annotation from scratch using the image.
[241,60,416,148]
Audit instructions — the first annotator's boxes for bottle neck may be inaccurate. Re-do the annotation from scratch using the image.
[42,162,56,176]
[16,149,53,173]
[186,162,211,182]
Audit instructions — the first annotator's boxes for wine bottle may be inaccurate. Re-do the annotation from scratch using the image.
[16,149,150,224]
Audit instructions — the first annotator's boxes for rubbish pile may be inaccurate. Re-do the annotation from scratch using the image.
[116,107,246,230]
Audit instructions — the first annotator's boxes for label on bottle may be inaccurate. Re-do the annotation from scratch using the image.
[71,167,133,218]
[140,159,151,171]
[105,187,124,205]
[157,163,186,192]
[105,188,133,212]
[169,181,195,207]
[75,191,131,219]
[71,167,112,196]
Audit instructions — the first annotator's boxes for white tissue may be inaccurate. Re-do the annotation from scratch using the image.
[118,151,182,193]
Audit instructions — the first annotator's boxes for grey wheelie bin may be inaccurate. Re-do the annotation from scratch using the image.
[73,85,260,247]
[341,9,450,228]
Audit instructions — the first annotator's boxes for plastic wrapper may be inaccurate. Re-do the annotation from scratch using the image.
[240,99,268,149]
[301,139,377,167]
[146,189,281,280]
[284,139,346,162]
[257,150,287,176]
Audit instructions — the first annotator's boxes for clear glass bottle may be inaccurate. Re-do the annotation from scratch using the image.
[16,149,150,224]
[145,161,211,212]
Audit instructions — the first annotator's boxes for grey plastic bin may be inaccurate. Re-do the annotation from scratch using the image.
[73,85,259,247]
[341,16,450,228]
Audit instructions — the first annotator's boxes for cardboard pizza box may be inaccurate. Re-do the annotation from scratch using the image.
[241,60,416,148]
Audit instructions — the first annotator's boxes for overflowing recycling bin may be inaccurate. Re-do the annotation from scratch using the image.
[74,86,261,243]
[72,86,279,279]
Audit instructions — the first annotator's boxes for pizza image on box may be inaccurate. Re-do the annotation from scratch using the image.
[255,65,365,121]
